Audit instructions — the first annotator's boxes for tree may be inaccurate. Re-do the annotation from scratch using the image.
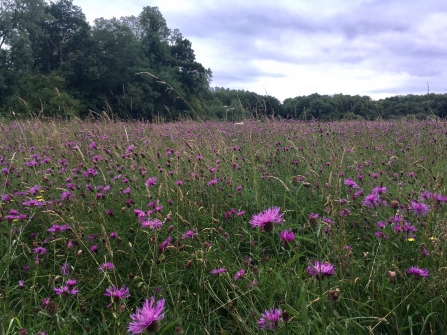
[33,0,90,73]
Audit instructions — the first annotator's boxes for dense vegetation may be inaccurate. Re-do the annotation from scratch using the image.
[1,118,447,334]
[1,0,447,121]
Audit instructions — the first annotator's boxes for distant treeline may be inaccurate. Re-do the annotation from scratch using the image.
[1,0,446,121]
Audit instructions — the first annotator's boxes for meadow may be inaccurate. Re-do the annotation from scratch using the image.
[1,118,446,334]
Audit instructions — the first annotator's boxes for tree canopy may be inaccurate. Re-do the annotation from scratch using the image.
[1,0,446,121]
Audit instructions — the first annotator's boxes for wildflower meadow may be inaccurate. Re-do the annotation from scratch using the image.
[1,118,447,334]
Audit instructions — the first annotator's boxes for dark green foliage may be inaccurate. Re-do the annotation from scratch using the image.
[1,0,446,121]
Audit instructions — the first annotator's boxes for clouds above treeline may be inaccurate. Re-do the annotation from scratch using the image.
[73,0,447,101]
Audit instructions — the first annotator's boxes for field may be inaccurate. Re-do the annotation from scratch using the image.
[1,118,447,334]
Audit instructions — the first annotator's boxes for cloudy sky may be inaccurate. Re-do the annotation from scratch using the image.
[72,0,447,102]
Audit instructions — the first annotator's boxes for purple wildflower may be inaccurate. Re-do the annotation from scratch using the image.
[375,231,387,239]
[234,269,245,281]
[61,262,70,276]
[372,186,387,195]
[33,247,47,255]
[182,230,198,239]
[61,191,73,202]
[128,297,165,334]
[47,224,69,234]
[141,218,163,230]
[104,285,131,303]
[344,178,359,188]
[306,260,335,279]
[42,297,50,307]
[258,308,282,330]
[99,262,115,272]
[406,266,429,279]
[250,207,284,232]
[158,236,173,253]
[207,179,218,186]
[279,229,295,244]
[210,267,226,275]
[145,177,157,187]
[409,200,430,216]
[54,285,78,296]
[362,194,380,208]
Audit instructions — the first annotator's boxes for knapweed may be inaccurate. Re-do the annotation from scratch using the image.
[344,178,359,188]
[258,308,282,330]
[128,296,165,334]
[54,285,78,296]
[309,213,319,228]
[306,260,335,279]
[145,177,157,187]
[406,266,429,279]
[210,267,226,275]
[141,218,163,230]
[33,247,47,255]
[250,207,284,232]
[409,200,430,216]
[362,194,380,208]
[99,262,115,272]
[104,285,131,304]
[61,262,70,277]
[181,230,198,239]
[234,269,245,281]
[158,236,173,253]
[279,229,294,249]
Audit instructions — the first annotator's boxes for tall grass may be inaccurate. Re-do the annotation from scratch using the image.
[1,118,446,334]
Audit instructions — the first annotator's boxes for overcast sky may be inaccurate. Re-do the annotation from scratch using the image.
[72,0,447,102]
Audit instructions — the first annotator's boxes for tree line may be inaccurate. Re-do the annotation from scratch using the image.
[1,0,446,121]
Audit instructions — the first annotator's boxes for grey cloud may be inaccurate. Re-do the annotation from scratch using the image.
[158,0,447,97]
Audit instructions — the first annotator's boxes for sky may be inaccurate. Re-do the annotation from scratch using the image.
[71,0,447,102]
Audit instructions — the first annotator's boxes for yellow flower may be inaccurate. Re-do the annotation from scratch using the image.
[407,238,415,242]
[429,236,436,241]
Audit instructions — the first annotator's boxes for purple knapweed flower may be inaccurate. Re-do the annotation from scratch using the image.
[42,297,50,307]
[61,262,70,276]
[279,229,295,243]
[409,200,430,216]
[372,186,387,195]
[234,269,245,281]
[61,191,73,202]
[306,260,335,279]
[250,207,284,232]
[65,279,77,287]
[362,194,380,208]
[406,266,429,279]
[158,236,172,253]
[141,218,163,230]
[375,231,387,239]
[182,230,198,239]
[104,285,131,303]
[33,247,47,255]
[47,224,69,234]
[145,177,157,187]
[207,179,218,186]
[99,262,115,272]
[258,308,282,330]
[128,296,165,334]
[210,267,226,275]
[344,178,359,188]
[54,285,78,296]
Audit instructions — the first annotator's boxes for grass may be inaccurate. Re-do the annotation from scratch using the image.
[0,118,446,334]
